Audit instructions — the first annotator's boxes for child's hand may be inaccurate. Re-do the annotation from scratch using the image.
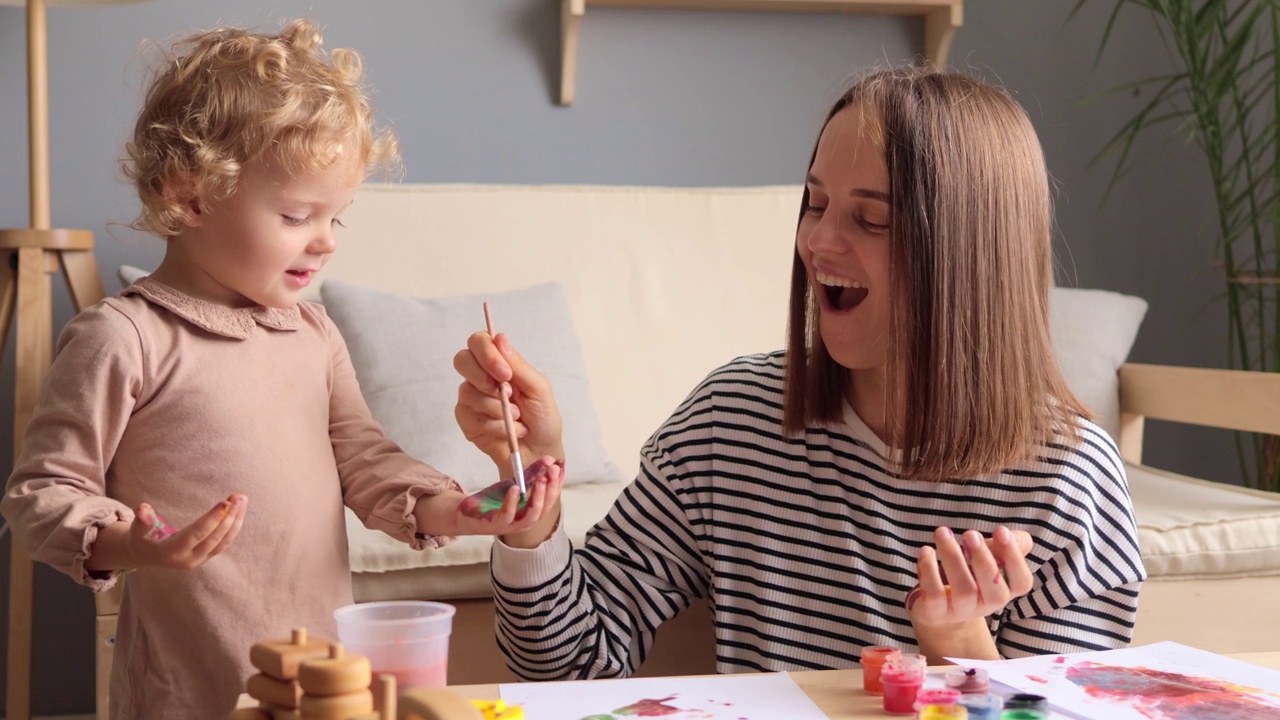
[127,495,248,571]
[906,526,1034,630]
[452,460,564,537]
[415,459,566,542]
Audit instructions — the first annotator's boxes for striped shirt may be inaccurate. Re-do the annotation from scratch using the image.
[491,352,1146,680]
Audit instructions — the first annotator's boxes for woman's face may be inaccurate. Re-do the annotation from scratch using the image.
[796,106,893,372]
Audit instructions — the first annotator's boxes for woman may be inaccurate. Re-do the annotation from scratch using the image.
[453,66,1145,680]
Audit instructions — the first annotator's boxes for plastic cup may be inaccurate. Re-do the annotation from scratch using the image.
[334,601,456,689]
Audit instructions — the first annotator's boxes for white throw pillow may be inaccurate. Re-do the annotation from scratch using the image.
[1048,287,1148,442]
[321,280,622,491]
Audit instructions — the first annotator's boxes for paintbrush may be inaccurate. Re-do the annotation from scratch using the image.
[484,302,527,497]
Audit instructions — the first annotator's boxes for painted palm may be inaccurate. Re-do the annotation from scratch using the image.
[1075,0,1280,491]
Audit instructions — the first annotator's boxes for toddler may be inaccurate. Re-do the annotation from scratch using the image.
[1,19,559,719]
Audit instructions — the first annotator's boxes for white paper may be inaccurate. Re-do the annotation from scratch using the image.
[499,672,829,720]
[947,642,1280,720]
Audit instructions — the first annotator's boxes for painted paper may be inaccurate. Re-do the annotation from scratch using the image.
[950,642,1280,720]
[499,672,829,720]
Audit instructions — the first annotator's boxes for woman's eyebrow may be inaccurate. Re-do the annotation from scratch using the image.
[805,174,889,202]
[853,189,890,202]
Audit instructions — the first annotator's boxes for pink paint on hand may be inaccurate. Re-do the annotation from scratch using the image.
[459,458,564,519]
[150,510,177,540]
[376,662,447,689]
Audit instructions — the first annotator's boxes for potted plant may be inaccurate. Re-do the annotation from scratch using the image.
[1074,0,1280,491]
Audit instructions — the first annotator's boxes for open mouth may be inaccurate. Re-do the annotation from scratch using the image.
[816,272,869,313]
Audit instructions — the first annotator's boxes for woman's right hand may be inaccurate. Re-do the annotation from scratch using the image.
[454,332,565,472]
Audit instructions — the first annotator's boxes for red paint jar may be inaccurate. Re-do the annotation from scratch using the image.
[860,646,901,695]
[881,653,927,715]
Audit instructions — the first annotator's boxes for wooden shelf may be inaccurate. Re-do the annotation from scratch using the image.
[559,0,964,105]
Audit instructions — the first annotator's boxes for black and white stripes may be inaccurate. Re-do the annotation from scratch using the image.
[490,352,1146,680]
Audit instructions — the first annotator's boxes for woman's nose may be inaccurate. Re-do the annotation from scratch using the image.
[806,213,849,255]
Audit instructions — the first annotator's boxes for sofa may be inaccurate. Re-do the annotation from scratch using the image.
[98,183,1280,716]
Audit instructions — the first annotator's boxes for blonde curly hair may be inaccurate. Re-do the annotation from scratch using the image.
[123,19,400,237]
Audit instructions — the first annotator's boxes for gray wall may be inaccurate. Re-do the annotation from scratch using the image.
[0,0,1230,712]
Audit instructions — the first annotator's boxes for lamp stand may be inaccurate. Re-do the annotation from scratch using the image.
[2,1,106,718]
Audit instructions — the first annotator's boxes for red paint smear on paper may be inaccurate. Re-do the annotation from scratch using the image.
[1054,656,1067,664]
[613,696,682,716]
[1066,662,1280,719]
[1027,675,1049,684]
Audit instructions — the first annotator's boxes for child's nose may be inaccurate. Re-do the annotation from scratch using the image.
[310,226,337,254]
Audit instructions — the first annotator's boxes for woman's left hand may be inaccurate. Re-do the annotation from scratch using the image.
[907,525,1034,629]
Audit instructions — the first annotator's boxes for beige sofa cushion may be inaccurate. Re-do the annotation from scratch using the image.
[1130,461,1280,579]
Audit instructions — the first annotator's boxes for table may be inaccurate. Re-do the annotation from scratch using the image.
[445,653,1280,720]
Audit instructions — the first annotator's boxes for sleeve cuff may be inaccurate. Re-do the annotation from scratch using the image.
[490,518,572,588]
[73,508,133,592]
[379,477,465,551]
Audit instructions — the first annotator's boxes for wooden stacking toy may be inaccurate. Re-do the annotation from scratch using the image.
[228,627,497,720]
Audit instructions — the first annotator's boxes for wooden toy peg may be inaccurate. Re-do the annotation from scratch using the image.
[250,627,331,680]
[298,642,372,696]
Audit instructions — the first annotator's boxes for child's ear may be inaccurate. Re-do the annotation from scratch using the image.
[163,175,204,228]
[184,197,204,226]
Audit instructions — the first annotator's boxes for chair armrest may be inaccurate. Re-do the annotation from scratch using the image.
[1117,362,1280,464]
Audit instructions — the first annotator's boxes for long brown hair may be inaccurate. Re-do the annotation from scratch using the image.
[783,66,1089,480]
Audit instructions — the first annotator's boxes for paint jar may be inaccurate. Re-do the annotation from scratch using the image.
[918,703,969,720]
[1002,694,1048,713]
[881,653,927,715]
[914,688,962,711]
[945,667,991,694]
[860,646,901,695]
[958,693,1002,720]
[334,600,456,689]
[998,711,1047,720]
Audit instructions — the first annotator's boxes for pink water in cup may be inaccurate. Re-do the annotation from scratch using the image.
[334,601,456,689]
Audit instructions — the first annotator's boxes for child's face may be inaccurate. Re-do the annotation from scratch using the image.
[172,151,363,309]
[796,106,893,373]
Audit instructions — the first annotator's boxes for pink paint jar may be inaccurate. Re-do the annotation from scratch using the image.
[881,652,927,715]
[945,667,991,695]
[860,646,901,695]
[914,687,962,712]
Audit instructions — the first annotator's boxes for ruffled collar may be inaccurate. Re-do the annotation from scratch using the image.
[123,276,301,340]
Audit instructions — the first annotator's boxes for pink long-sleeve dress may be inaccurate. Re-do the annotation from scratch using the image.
[2,277,461,719]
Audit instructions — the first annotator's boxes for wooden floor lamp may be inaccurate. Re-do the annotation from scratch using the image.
[0,0,146,718]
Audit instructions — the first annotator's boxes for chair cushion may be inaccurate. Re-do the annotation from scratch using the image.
[1049,288,1148,442]
[321,279,622,491]
[1129,462,1280,579]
